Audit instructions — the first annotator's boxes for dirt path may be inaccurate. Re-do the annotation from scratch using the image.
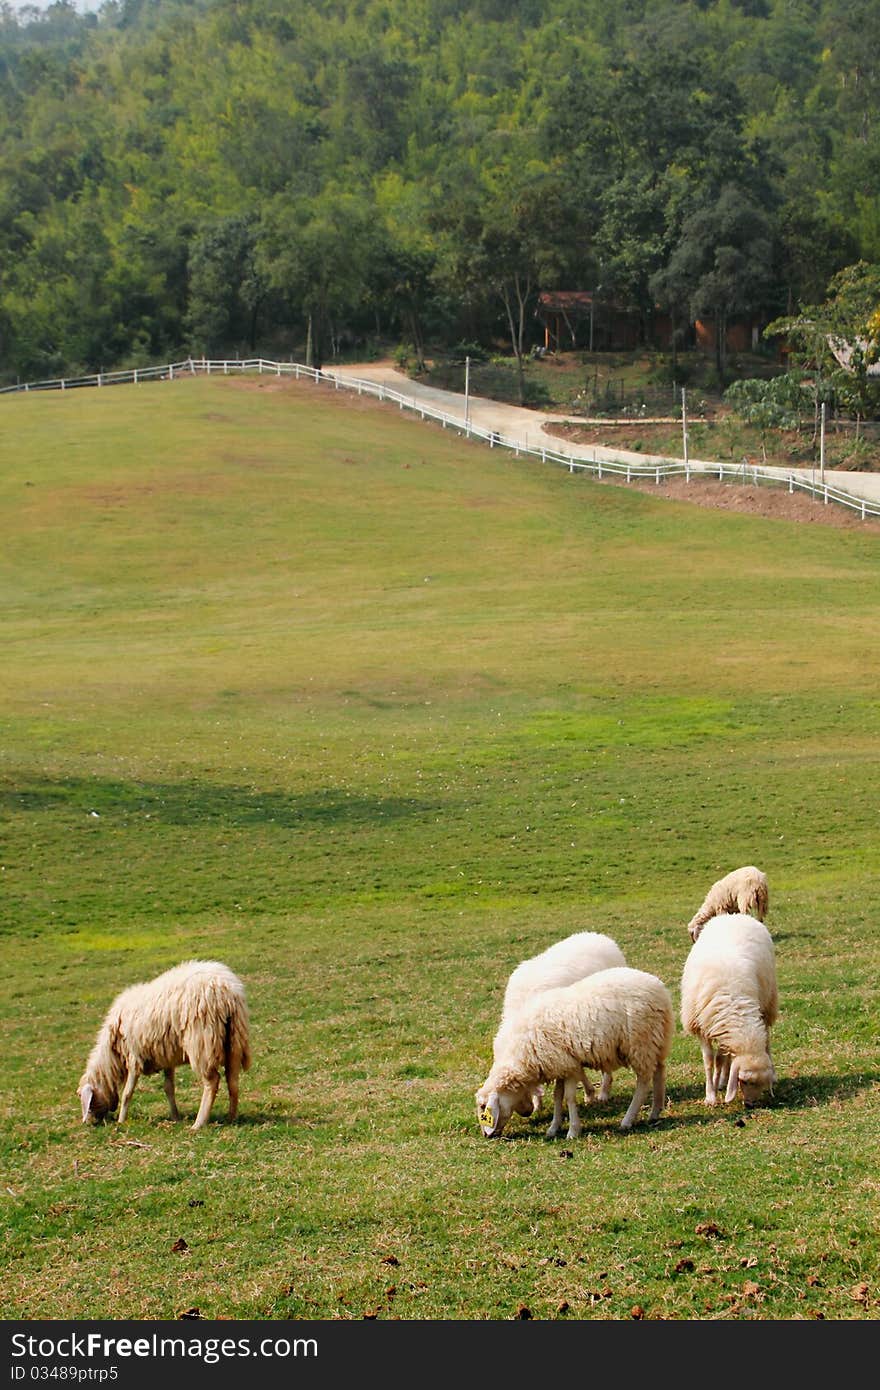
[333,362,880,529]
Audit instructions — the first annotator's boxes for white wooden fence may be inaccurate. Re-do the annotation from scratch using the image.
[3,354,879,521]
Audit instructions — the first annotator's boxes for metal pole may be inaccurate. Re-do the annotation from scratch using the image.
[464,355,470,427]
[682,387,689,476]
[820,400,826,485]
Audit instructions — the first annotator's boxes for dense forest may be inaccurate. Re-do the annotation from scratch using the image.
[1,0,878,384]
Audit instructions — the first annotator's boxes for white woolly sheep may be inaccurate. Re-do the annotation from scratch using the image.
[492,931,627,1116]
[687,865,769,942]
[680,912,778,1107]
[476,966,674,1139]
[78,959,251,1131]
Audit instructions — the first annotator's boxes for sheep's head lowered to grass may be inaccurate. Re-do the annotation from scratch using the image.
[78,1077,118,1123]
[725,1053,776,1107]
[475,1081,537,1138]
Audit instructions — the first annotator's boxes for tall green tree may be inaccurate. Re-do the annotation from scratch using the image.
[658,184,775,381]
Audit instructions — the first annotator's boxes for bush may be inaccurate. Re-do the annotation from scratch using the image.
[393,343,414,372]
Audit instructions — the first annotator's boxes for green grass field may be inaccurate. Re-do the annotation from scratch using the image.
[1,373,878,1321]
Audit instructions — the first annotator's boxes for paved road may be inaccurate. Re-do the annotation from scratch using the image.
[335,362,880,508]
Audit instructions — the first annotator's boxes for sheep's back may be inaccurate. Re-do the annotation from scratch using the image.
[501,966,673,1080]
[114,961,248,1071]
[681,914,777,1035]
[501,932,625,1020]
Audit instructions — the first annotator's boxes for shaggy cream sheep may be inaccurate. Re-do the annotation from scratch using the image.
[680,913,777,1107]
[687,865,769,942]
[78,959,251,1131]
[476,966,674,1139]
[494,931,627,1113]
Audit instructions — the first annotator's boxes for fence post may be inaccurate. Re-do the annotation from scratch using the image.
[61,379,66,390]
[97,373,102,387]
[789,475,794,493]
[169,365,174,381]
[627,465,631,483]
[682,386,689,478]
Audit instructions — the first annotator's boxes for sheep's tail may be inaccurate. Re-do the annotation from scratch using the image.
[224,997,252,1075]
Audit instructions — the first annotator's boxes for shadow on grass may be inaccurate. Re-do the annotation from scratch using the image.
[1,774,442,829]
[771,1071,880,1109]
[484,1070,878,1142]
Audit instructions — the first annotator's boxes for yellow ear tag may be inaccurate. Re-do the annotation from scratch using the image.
[481,1106,494,1127]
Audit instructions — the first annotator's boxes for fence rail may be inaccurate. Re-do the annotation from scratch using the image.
[3,355,879,521]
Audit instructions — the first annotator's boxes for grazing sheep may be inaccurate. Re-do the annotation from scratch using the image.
[680,913,777,1107]
[687,865,769,943]
[476,966,674,1139]
[78,959,251,1131]
[494,931,627,1114]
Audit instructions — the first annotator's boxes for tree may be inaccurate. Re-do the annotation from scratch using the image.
[185,215,267,356]
[256,188,384,368]
[766,261,880,433]
[724,373,811,462]
[658,185,775,382]
[432,168,572,404]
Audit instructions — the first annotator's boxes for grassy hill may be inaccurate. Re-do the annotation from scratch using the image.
[1,374,878,1320]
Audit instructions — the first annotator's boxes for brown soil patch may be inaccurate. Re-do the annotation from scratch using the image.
[597,474,876,528]
[545,421,878,529]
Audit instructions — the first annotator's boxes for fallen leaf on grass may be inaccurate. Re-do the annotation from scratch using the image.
[674,1259,695,1274]
[630,1305,645,1319]
[170,1238,189,1253]
[742,1281,761,1297]
[850,1282,870,1305]
[514,1305,533,1320]
[695,1222,722,1237]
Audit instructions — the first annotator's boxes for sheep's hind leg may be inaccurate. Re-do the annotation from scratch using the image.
[225,1057,241,1122]
[163,1068,180,1121]
[597,1070,613,1102]
[192,1071,220,1131]
[649,1062,666,1122]
[619,1074,652,1130]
